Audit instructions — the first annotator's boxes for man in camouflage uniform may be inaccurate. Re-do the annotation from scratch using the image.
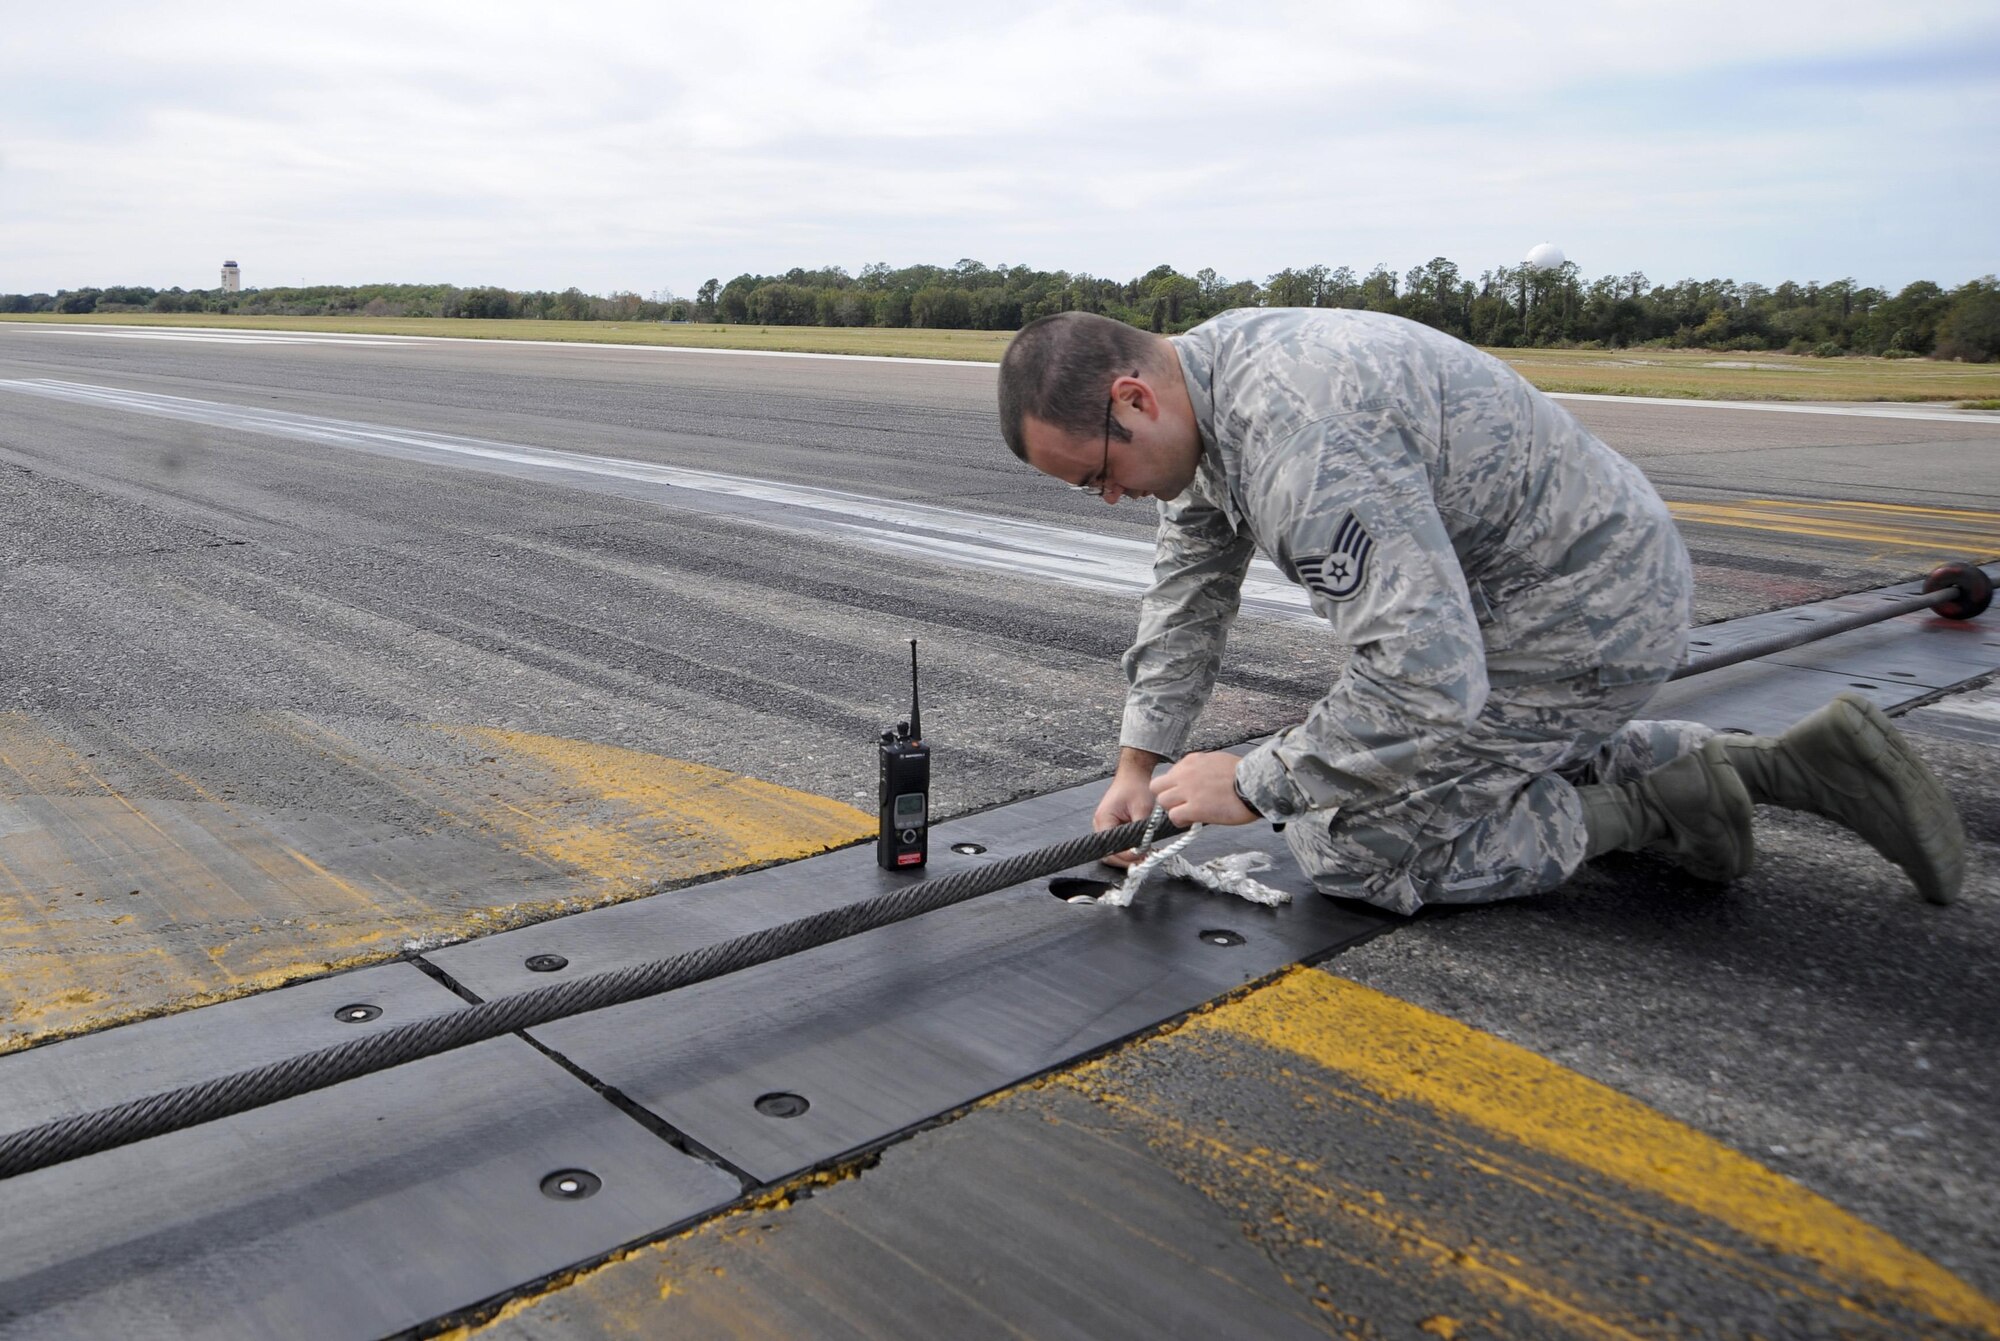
[997,309,1963,913]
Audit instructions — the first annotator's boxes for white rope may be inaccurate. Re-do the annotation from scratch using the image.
[1094,823,1200,908]
[1155,849,1292,907]
[1094,806,1292,909]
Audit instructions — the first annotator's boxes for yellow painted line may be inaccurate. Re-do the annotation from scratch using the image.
[1082,1023,1918,1323]
[1667,498,2000,557]
[1672,498,2000,536]
[1182,969,2000,1335]
[1807,499,2000,519]
[1069,1089,1647,1337]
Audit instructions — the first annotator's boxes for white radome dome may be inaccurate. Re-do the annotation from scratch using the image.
[1524,243,1566,272]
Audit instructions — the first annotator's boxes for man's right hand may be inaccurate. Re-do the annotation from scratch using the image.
[1093,747,1167,868]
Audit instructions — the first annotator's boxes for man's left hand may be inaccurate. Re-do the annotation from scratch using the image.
[1150,751,1257,827]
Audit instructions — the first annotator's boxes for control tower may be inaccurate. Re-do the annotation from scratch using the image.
[221,260,241,292]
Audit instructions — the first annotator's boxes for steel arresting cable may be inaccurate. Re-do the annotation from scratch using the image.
[1667,577,1985,681]
[6,569,1987,1179]
[0,815,1184,1182]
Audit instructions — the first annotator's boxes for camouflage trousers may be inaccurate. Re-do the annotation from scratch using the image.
[1284,669,1715,916]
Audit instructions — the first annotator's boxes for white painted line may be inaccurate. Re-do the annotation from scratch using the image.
[15,324,1992,419]
[0,801,38,840]
[18,326,421,346]
[1549,392,2000,425]
[0,377,1315,621]
[9,323,992,366]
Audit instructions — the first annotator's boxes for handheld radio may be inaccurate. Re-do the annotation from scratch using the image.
[876,639,930,871]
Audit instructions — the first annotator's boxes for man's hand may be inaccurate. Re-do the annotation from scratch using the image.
[1093,747,1166,868]
[1151,751,1257,828]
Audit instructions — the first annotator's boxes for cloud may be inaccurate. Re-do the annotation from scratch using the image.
[1,0,1994,292]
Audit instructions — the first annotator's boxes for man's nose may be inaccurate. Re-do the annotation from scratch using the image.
[1100,482,1125,505]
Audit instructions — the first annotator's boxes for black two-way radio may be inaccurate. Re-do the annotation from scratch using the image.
[876,639,930,871]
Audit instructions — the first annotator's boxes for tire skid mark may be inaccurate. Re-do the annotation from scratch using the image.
[0,377,1314,620]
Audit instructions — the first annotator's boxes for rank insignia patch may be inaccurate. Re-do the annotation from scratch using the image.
[1296,514,1374,602]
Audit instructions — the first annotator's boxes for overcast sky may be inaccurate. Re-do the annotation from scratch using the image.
[3,1,1995,296]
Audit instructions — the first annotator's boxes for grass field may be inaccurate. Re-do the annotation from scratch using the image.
[6,312,1999,405]
[1494,346,2000,405]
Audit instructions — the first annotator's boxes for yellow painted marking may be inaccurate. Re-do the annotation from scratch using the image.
[422,965,1998,1336]
[1053,1081,1648,1337]
[1177,970,2000,1335]
[1067,1045,1897,1328]
[1668,498,2000,558]
[1810,499,2000,518]
[0,714,872,1050]
[443,727,871,886]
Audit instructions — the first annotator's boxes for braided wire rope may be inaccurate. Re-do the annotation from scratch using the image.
[9,574,1980,1182]
[10,575,1979,1182]
[7,567,1984,1183]
[0,814,1181,1182]
[1667,584,1966,681]
[1097,804,1198,908]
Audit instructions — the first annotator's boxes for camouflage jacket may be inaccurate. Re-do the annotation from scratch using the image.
[1123,309,1689,819]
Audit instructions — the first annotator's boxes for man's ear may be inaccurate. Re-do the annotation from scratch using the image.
[1111,373,1158,420]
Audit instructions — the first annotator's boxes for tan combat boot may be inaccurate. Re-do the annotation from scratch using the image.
[1708,693,1964,904]
[1578,743,1755,882]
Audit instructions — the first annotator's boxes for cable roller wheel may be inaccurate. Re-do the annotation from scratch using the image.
[1923,561,1994,621]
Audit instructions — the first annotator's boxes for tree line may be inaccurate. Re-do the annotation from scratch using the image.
[0,282,668,323]
[5,259,1996,360]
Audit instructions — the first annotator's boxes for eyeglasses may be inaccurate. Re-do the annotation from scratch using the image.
[1072,371,1138,498]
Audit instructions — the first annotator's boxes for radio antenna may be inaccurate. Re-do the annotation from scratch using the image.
[908,639,922,741]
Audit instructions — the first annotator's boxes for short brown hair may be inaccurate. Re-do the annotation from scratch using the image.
[997,312,1163,461]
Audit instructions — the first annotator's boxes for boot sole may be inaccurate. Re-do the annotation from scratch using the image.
[1824,694,1966,904]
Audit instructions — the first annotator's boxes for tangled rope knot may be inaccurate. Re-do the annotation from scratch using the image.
[1093,806,1292,909]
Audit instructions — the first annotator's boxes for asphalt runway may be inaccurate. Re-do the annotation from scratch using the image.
[2,323,1997,1333]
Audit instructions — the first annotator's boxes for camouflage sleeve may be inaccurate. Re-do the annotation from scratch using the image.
[1118,493,1259,759]
[1232,415,1490,819]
